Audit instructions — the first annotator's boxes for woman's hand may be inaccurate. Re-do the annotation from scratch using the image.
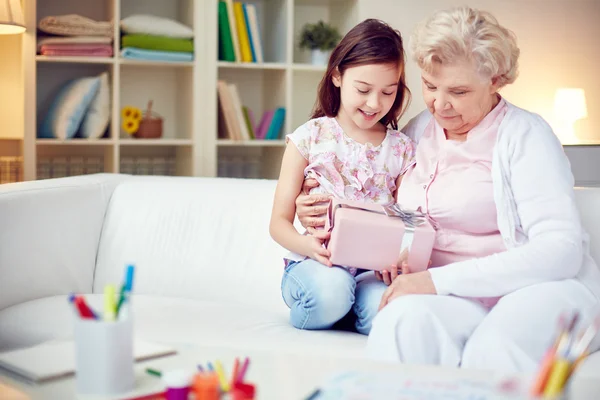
[378,270,437,310]
[302,235,332,267]
[295,178,331,231]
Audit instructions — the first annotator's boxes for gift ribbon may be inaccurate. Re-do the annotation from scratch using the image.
[330,203,427,228]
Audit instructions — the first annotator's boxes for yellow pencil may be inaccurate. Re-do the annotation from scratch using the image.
[214,360,230,392]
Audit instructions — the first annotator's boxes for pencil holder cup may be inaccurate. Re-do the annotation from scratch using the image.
[73,316,135,395]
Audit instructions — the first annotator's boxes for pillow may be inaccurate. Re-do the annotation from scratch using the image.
[120,15,194,39]
[80,72,110,139]
[39,76,101,139]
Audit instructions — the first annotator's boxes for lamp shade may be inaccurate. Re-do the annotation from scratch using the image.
[0,0,25,34]
[554,88,588,122]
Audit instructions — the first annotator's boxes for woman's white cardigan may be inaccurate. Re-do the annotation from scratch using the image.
[403,101,600,299]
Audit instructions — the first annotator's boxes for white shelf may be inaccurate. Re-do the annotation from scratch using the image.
[218,62,287,70]
[217,140,286,147]
[36,56,115,65]
[119,59,194,68]
[119,139,193,146]
[36,139,115,146]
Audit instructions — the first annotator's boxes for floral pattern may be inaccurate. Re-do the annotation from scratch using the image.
[286,117,416,205]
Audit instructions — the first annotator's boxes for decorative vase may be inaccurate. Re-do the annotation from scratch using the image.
[311,49,330,66]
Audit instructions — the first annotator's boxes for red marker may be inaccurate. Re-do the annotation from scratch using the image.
[74,296,98,319]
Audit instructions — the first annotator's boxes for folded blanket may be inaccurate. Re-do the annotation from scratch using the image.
[121,35,193,53]
[120,47,193,62]
[38,14,112,37]
[37,36,112,52]
[40,44,114,57]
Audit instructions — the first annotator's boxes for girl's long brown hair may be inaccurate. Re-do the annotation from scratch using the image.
[311,19,411,130]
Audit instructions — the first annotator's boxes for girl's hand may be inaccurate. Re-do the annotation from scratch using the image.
[295,180,331,230]
[378,271,437,310]
[303,235,332,267]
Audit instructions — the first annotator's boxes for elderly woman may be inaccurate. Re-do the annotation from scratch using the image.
[295,6,600,373]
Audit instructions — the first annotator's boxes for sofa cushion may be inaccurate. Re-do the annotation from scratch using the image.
[94,177,294,313]
[0,295,367,359]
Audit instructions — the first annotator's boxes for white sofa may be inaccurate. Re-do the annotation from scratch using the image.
[1,174,599,374]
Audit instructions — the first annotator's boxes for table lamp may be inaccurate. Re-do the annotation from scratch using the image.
[0,0,25,34]
[553,88,588,144]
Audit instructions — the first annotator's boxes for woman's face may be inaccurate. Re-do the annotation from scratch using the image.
[421,58,500,138]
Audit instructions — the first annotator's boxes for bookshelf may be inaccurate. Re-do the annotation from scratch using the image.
[10,0,358,182]
[19,0,203,181]
[209,0,359,179]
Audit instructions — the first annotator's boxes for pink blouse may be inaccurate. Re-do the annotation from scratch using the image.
[398,98,509,306]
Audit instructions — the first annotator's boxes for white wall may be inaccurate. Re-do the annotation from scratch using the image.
[358,0,600,185]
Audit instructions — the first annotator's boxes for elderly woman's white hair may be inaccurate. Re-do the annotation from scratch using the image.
[410,6,520,88]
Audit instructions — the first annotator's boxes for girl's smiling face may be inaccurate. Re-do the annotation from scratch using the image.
[333,63,401,131]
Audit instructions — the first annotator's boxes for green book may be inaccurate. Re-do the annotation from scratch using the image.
[242,106,255,139]
[218,1,235,62]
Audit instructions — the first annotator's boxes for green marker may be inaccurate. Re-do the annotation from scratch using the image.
[146,368,162,377]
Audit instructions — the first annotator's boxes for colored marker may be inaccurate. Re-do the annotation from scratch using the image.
[231,357,240,386]
[236,357,250,384]
[74,295,98,319]
[116,264,136,315]
[104,284,117,321]
[214,360,230,392]
[146,368,162,377]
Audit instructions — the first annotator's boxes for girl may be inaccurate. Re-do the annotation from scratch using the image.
[269,19,416,333]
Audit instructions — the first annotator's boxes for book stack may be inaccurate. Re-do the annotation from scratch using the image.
[218,0,263,63]
[217,80,286,141]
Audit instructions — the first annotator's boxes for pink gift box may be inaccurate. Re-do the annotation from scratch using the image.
[324,199,436,272]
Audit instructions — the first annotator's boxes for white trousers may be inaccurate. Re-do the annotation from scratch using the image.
[366,279,600,373]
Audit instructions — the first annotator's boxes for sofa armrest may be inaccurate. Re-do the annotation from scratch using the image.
[0,174,128,311]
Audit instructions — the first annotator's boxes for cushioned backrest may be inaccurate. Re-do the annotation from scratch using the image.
[0,174,124,311]
[94,177,289,313]
[574,187,600,266]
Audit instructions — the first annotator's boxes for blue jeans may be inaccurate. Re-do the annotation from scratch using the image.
[281,259,387,334]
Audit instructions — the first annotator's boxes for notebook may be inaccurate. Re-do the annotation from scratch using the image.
[0,340,177,383]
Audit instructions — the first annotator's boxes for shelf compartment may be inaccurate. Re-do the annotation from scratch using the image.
[293,0,358,64]
[217,68,287,141]
[232,0,289,64]
[36,63,115,141]
[120,0,195,33]
[119,145,191,176]
[120,65,193,140]
[36,1,114,35]
[36,144,115,179]
[218,146,283,179]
